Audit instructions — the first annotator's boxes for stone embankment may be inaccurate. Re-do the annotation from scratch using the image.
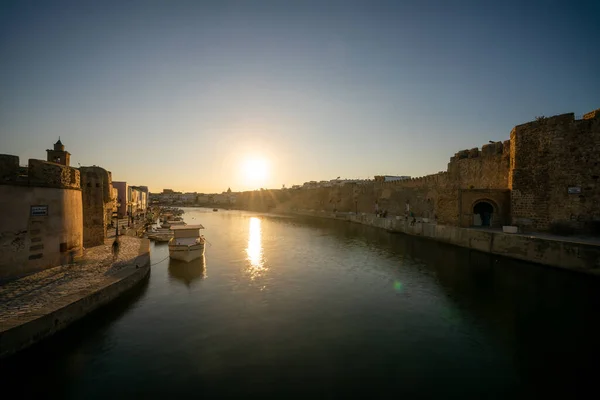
[290,210,600,275]
[0,236,150,359]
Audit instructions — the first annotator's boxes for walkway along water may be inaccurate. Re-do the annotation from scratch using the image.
[0,236,151,359]
[286,209,600,275]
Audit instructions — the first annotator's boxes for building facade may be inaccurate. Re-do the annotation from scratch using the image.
[113,182,149,220]
[0,139,83,279]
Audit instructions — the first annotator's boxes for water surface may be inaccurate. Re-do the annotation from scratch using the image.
[3,208,600,398]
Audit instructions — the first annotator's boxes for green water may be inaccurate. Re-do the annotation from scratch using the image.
[3,208,599,398]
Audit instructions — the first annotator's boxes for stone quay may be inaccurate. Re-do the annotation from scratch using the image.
[0,236,150,359]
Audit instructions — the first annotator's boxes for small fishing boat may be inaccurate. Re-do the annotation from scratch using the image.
[161,220,186,229]
[146,227,173,242]
[168,225,206,262]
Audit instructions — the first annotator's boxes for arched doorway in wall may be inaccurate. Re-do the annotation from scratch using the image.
[473,200,496,227]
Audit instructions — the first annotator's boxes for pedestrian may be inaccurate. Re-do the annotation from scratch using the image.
[112,237,120,262]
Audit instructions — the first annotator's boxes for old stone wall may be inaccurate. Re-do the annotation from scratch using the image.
[27,159,80,189]
[80,166,114,247]
[0,185,83,279]
[458,189,510,227]
[0,155,84,279]
[236,107,599,236]
[510,110,600,233]
[0,156,80,189]
[0,155,20,181]
[237,140,511,227]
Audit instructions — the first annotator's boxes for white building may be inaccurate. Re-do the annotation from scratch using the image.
[375,175,411,182]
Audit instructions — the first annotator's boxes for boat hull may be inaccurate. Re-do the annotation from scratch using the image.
[168,242,205,262]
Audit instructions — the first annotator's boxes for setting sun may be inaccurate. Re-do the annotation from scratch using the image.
[242,157,269,186]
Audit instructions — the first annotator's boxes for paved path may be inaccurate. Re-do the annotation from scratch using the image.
[467,227,600,246]
[0,237,148,327]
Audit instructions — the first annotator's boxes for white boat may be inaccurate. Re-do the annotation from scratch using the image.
[161,220,186,229]
[168,224,206,262]
[146,226,173,242]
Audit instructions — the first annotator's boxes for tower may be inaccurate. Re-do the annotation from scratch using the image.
[46,137,71,166]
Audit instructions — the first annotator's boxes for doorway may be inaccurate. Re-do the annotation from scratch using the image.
[473,201,494,227]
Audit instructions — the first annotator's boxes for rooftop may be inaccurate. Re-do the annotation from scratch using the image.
[170,224,205,230]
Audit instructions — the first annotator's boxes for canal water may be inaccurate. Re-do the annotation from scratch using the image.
[3,208,600,398]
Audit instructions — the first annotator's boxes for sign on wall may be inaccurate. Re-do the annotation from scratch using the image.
[567,187,582,194]
[31,205,48,216]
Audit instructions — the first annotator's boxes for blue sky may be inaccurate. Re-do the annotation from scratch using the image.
[1,0,599,192]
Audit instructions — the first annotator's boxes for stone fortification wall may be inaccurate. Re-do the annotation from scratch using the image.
[0,156,80,189]
[236,189,293,212]
[0,155,83,279]
[80,166,115,248]
[510,110,600,233]
[437,139,510,225]
[236,107,599,236]
[237,139,510,227]
[0,185,83,279]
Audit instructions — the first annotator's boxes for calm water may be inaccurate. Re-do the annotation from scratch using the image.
[3,208,600,398]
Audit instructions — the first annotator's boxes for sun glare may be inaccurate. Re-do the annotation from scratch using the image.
[242,158,269,185]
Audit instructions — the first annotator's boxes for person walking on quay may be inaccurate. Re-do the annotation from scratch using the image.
[112,237,120,263]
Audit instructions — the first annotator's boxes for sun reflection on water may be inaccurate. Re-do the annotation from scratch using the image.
[246,217,267,280]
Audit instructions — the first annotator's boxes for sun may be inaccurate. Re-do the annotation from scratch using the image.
[242,157,269,185]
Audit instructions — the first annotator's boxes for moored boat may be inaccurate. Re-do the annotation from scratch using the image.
[161,220,186,229]
[168,225,206,262]
[146,227,173,242]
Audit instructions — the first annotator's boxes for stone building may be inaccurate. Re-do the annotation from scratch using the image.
[0,139,83,279]
[237,108,600,236]
[46,137,71,166]
[79,166,117,247]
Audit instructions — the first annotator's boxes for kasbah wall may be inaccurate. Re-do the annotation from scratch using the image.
[0,139,116,279]
[0,156,83,279]
[237,108,600,236]
[80,166,116,248]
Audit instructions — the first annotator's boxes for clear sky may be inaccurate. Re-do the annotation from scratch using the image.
[1,0,599,193]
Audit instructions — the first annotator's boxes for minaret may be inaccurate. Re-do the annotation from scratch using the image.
[46,137,71,166]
